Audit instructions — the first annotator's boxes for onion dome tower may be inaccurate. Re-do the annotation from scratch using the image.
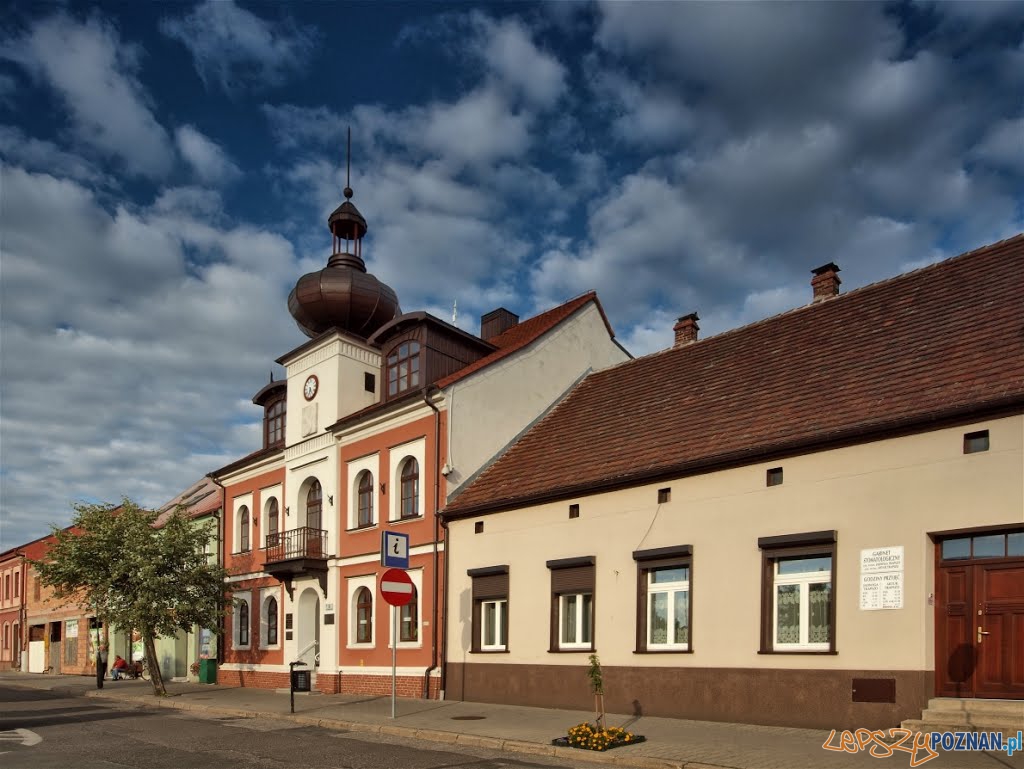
[287,130,401,339]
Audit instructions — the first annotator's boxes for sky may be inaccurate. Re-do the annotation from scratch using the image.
[1,1,1022,549]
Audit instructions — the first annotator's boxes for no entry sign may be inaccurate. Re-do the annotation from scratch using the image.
[380,568,414,607]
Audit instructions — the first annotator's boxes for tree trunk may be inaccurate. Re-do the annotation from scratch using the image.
[594,693,605,730]
[143,633,166,696]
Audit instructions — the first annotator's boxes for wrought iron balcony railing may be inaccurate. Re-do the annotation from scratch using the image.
[264,527,327,564]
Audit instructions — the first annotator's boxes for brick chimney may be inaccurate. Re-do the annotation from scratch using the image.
[480,308,519,341]
[810,262,841,303]
[673,312,699,347]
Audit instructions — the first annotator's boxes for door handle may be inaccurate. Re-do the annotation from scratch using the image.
[978,626,990,643]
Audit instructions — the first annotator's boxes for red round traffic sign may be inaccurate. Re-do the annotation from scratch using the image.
[380,568,414,607]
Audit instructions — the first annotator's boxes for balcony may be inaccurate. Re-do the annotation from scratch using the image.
[263,527,328,595]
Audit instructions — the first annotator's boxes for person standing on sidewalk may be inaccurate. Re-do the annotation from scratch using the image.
[95,643,108,689]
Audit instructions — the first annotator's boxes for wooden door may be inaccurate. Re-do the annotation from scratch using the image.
[936,536,1024,699]
[975,562,1024,697]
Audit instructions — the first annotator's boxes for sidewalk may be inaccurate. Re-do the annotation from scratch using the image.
[1,672,1020,769]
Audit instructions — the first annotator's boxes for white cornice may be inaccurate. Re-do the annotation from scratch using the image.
[286,432,333,462]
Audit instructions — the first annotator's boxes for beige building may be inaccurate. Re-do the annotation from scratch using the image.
[442,235,1024,729]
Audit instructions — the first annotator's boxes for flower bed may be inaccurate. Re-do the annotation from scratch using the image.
[552,722,646,751]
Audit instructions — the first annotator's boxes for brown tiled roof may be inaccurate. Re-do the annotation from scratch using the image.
[209,446,283,480]
[436,292,611,388]
[154,477,222,526]
[443,234,1024,518]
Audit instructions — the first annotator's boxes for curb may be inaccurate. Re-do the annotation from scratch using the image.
[69,686,734,769]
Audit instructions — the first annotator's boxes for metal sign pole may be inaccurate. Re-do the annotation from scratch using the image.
[391,605,397,719]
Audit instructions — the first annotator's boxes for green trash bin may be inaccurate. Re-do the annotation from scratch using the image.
[198,658,217,684]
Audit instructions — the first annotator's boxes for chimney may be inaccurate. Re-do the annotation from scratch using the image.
[673,312,699,347]
[480,307,519,341]
[810,262,841,303]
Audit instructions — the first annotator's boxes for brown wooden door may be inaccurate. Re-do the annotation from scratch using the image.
[975,562,1024,697]
[936,555,1024,698]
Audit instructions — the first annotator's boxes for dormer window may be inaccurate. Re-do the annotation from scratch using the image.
[265,398,286,448]
[387,341,421,396]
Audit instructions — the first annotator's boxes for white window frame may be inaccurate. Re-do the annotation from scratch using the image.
[387,568,422,648]
[646,567,690,651]
[259,588,281,649]
[346,454,379,530]
[232,591,252,650]
[232,494,253,555]
[346,574,376,649]
[480,599,507,651]
[558,592,593,650]
[261,484,282,546]
[772,557,832,651]
[389,438,426,522]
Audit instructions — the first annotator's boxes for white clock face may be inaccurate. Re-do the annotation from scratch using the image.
[304,375,318,400]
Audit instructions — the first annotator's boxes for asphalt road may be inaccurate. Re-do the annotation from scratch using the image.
[0,685,589,769]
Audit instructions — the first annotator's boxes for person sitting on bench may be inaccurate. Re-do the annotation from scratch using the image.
[110,655,129,680]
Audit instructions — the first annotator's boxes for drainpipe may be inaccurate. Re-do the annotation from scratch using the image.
[208,474,227,665]
[16,551,26,670]
[421,386,441,698]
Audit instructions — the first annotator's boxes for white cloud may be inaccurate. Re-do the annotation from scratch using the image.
[1,13,174,178]
[175,125,242,184]
[0,165,303,547]
[161,0,316,92]
[971,117,1024,173]
[0,125,109,184]
[477,15,567,109]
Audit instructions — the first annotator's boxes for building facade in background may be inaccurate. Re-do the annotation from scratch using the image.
[442,235,1024,729]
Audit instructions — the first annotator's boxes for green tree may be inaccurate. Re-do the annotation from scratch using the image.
[31,499,230,695]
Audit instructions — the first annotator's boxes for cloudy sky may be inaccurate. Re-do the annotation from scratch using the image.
[1,1,1021,548]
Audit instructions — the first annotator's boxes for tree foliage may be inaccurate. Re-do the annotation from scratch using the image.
[32,499,230,695]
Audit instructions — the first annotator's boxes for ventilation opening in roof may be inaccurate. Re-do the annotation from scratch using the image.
[766,467,784,487]
[963,430,989,454]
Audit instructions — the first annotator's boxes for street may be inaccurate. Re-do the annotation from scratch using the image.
[0,685,586,769]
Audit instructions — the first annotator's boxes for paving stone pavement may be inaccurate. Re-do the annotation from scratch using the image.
[2,672,1021,769]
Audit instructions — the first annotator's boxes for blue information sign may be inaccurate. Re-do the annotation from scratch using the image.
[381,531,410,569]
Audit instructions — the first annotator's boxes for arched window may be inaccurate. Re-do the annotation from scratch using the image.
[356,587,373,643]
[386,341,421,396]
[267,499,279,547]
[239,507,250,552]
[400,458,419,519]
[357,472,374,527]
[14,572,20,597]
[265,398,286,448]
[267,597,278,646]
[238,601,250,646]
[400,585,419,642]
[306,480,322,530]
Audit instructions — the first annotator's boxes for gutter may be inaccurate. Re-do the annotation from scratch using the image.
[421,386,442,698]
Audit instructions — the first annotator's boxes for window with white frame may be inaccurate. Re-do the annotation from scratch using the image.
[389,440,425,522]
[399,586,419,642]
[357,471,374,527]
[547,557,595,652]
[347,575,376,647]
[347,455,379,529]
[233,592,251,649]
[239,507,250,552]
[355,587,373,643]
[399,458,419,519]
[759,531,836,653]
[260,591,280,648]
[634,546,691,652]
[469,566,508,652]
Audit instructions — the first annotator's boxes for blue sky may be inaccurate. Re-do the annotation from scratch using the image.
[1,1,1022,548]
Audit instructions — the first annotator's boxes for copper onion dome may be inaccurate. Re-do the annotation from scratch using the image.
[287,136,401,339]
